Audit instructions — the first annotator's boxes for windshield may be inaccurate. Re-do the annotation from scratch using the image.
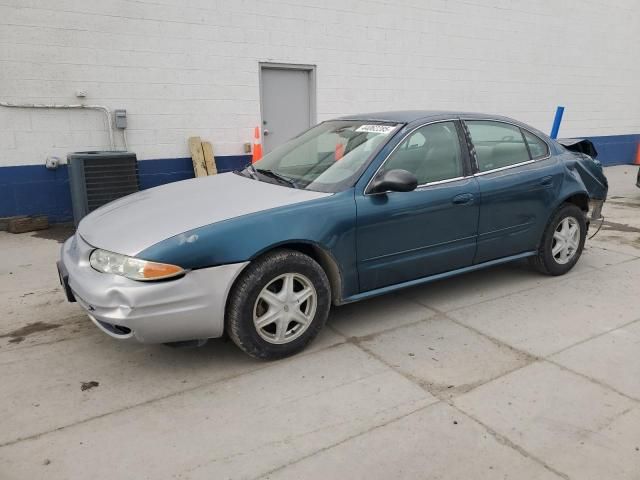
[244,120,400,192]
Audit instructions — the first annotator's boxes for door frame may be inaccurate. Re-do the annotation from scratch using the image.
[258,62,317,143]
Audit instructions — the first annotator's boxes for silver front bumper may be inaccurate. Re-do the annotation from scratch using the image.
[59,234,247,344]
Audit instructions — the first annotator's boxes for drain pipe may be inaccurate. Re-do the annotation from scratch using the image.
[0,101,116,150]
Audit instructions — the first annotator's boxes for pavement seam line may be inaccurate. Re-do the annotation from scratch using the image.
[430,306,540,362]
[547,316,640,358]
[332,304,579,480]
[431,301,640,401]
[254,400,442,479]
[406,254,640,316]
[447,402,571,480]
[328,310,437,341]
[184,387,433,476]
[330,306,539,399]
[433,306,640,404]
[546,358,640,404]
[350,338,570,479]
[0,339,350,449]
[405,264,596,315]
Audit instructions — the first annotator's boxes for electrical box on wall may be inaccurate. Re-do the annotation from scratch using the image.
[114,109,127,129]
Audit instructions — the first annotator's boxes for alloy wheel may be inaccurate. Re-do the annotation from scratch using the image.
[552,216,580,265]
[253,273,317,344]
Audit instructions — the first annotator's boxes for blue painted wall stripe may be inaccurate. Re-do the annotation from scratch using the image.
[0,154,251,223]
[0,134,637,224]
[581,134,639,166]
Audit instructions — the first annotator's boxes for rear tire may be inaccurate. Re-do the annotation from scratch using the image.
[226,249,331,360]
[529,203,586,276]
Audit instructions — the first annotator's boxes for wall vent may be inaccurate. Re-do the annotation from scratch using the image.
[67,151,139,225]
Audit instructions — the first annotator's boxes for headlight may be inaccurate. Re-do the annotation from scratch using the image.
[89,249,184,281]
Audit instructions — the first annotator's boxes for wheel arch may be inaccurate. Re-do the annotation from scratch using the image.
[534,191,589,252]
[559,191,589,212]
[232,240,344,306]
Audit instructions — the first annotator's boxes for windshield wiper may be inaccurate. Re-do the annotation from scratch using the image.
[243,164,259,180]
[255,168,299,188]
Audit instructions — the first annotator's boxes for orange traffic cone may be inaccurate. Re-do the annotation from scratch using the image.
[252,127,263,163]
[634,142,640,165]
[335,143,345,161]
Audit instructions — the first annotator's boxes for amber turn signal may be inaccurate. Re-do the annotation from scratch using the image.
[142,262,184,280]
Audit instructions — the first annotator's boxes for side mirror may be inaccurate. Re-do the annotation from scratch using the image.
[368,169,418,194]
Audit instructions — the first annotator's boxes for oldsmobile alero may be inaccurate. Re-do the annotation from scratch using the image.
[58,111,608,359]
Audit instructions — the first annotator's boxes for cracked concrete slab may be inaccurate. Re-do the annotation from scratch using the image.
[0,344,436,479]
[454,361,638,480]
[542,406,640,480]
[551,320,640,400]
[0,324,345,446]
[447,258,640,356]
[264,402,562,480]
[357,316,532,398]
[401,246,634,313]
[328,293,436,338]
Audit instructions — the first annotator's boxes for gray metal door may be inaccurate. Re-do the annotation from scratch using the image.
[260,65,314,153]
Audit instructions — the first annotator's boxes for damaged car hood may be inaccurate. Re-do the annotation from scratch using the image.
[78,172,330,256]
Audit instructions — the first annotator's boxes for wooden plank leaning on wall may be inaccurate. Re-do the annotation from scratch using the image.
[188,137,218,176]
[188,136,208,177]
[202,141,217,175]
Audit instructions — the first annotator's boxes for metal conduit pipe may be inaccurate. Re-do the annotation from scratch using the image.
[0,102,116,150]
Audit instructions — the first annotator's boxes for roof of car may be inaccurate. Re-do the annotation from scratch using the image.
[337,110,510,124]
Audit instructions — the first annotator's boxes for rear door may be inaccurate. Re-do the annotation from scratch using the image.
[356,120,480,292]
[463,120,561,263]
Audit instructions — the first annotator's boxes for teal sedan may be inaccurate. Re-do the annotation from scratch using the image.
[58,111,608,359]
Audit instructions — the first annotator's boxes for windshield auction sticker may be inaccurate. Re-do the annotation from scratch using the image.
[355,124,397,134]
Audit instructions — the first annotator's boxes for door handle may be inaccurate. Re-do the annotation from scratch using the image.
[452,193,474,205]
[540,176,553,187]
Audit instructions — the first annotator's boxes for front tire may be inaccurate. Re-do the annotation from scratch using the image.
[530,203,586,276]
[226,249,331,360]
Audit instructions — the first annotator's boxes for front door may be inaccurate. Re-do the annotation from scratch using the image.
[356,120,480,292]
[260,64,315,153]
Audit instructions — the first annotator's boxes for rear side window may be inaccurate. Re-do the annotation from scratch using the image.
[523,130,549,159]
[466,121,530,172]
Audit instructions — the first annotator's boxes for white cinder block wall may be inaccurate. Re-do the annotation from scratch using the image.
[1,0,639,168]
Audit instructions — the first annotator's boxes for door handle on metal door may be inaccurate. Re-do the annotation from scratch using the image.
[540,176,553,187]
[452,193,474,205]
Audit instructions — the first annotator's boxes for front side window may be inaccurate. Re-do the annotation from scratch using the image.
[382,121,463,185]
[466,121,530,172]
[247,121,400,192]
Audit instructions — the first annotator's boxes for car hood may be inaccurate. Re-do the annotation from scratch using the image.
[78,172,331,256]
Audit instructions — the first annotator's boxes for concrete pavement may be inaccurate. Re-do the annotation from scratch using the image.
[1,165,639,479]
